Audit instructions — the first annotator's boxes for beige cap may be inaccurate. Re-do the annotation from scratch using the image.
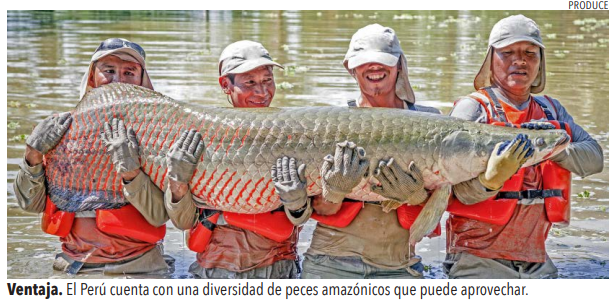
[474,15,546,93]
[79,38,154,99]
[218,40,283,77]
[343,24,415,103]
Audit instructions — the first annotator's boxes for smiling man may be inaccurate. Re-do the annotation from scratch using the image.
[445,15,604,279]
[165,40,303,279]
[294,24,442,279]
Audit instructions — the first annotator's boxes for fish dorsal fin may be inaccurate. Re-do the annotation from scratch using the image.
[75,83,166,113]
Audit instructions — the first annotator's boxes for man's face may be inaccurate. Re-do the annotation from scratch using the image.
[221,66,275,108]
[89,55,143,88]
[491,41,541,94]
[353,62,398,97]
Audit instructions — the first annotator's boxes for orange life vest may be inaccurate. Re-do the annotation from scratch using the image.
[41,197,75,237]
[447,88,572,226]
[187,209,220,253]
[310,201,363,228]
[42,198,166,243]
[96,205,166,243]
[223,210,295,243]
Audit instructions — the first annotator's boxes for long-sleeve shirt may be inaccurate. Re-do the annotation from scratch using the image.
[446,87,604,262]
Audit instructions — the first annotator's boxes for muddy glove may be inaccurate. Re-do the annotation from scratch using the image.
[478,134,535,190]
[520,121,556,130]
[101,118,140,173]
[26,112,73,154]
[320,141,369,203]
[271,156,308,211]
[371,159,428,206]
[167,129,204,183]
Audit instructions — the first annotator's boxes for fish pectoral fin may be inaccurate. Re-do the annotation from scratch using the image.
[409,184,451,246]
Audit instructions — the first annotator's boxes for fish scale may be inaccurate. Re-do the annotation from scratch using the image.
[44,83,570,215]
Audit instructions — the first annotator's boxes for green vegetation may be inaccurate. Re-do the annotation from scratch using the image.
[8,134,29,142]
[577,190,592,198]
[277,82,294,90]
[7,121,20,130]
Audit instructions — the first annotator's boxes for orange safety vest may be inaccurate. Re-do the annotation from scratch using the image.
[223,210,295,243]
[41,198,166,243]
[187,209,220,253]
[447,88,572,226]
[187,209,296,253]
[310,201,441,237]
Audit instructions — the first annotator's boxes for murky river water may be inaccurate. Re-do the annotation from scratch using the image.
[6,10,609,279]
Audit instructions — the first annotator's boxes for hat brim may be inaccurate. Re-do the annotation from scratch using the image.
[91,47,146,68]
[346,51,400,70]
[222,58,283,76]
[491,36,545,50]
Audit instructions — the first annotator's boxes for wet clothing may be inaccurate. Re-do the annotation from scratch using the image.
[446,87,603,276]
[190,259,298,279]
[14,159,170,274]
[302,100,441,278]
[302,254,424,279]
[306,203,422,273]
[166,192,300,278]
[443,252,558,279]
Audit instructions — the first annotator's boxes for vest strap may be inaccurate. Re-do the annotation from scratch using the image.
[484,87,508,122]
[497,189,563,200]
[532,96,556,120]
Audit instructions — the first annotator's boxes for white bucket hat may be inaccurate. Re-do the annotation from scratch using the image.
[79,38,153,99]
[474,15,546,93]
[343,24,415,104]
[218,40,283,77]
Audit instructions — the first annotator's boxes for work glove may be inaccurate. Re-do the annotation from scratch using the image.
[520,121,556,130]
[271,156,308,211]
[167,129,204,183]
[478,134,535,191]
[101,118,140,174]
[371,159,428,207]
[320,141,369,203]
[26,112,73,154]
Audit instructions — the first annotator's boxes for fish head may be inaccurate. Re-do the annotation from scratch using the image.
[522,129,571,166]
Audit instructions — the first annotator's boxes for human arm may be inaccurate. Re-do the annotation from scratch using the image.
[271,156,313,226]
[547,98,604,177]
[163,129,204,230]
[449,98,534,204]
[102,118,169,226]
[14,112,73,213]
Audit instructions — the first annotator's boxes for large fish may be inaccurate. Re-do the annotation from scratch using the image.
[44,84,570,242]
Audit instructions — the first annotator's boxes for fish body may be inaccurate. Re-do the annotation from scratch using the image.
[45,83,570,215]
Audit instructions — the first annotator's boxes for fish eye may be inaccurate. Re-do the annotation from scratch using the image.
[535,137,545,147]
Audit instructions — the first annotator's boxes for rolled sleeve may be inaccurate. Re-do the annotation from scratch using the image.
[122,171,169,227]
[13,157,46,213]
[164,189,198,231]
